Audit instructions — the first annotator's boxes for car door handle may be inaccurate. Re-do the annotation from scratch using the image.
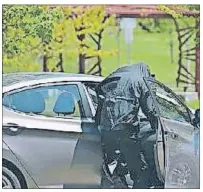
[3,123,26,136]
[170,132,178,139]
[4,123,19,127]
[164,131,179,139]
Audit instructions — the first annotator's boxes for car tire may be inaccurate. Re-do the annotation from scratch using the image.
[2,165,24,189]
[165,155,199,188]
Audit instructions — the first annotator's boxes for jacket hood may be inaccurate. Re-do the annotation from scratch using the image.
[97,62,151,96]
[107,62,151,80]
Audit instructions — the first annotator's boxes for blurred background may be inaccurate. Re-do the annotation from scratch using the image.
[2,5,200,109]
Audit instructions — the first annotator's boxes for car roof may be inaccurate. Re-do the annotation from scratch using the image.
[3,72,104,93]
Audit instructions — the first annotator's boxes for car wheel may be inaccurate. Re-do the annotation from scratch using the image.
[166,156,199,188]
[2,166,22,189]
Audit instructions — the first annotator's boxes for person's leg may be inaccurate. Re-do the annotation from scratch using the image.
[101,130,128,188]
[101,130,119,164]
[119,127,147,189]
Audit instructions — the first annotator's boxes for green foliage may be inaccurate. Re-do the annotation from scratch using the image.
[3,5,61,54]
[3,19,197,90]
[3,5,64,71]
[137,18,175,33]
[3,5,117,72]
[188,5,200,11]
[69,5,117,57]
[158,5,183,19]
[158,5,200,19]
[3,5,198,74]
[186,99,200,109]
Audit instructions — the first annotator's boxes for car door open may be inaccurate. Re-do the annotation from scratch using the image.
[144,78,200,189]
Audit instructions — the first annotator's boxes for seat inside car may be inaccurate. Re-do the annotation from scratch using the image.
[53,92,76,116]
[9,91,45,114]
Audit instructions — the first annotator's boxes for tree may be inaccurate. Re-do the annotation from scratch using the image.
[62,5,117,74]
[157,5,200,94]
[3,5,64,72]
[3,5,117,75]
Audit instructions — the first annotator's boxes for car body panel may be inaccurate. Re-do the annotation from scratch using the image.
[154,119,165,183]
[3,128,79,187]
[3,120,102,188]
[3,73,104,93]
[144,77,200,188]
[2,73,103,188]
[3,141,38,188]
[3,107,82,133]
[162,118,200,188]
[65,120,102,188]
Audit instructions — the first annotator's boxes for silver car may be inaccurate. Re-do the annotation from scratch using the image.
[2,72,200,189]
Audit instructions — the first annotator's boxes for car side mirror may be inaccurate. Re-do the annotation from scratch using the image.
[193,109,200,128]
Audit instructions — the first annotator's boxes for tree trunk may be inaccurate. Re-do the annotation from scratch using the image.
[58,53,64,72]
[154,18,160,28]
[78,53,85,74]
[97,56,102,75]
[97,31,102,76]
[42,41,49,72]
[43,55,48,72]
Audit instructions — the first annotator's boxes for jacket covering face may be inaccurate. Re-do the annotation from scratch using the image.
[96,63,157,131]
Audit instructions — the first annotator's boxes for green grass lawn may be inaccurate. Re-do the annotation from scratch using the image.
[101,28,180,86]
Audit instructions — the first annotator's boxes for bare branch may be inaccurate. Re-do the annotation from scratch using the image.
[83,44,89,49]
[89,34,98,45]
[87,62,98,74]
[85,56,97,59]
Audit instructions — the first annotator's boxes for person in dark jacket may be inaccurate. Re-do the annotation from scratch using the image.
[96,62,157,188]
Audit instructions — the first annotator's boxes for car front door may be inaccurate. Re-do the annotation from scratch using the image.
[144,78,200,189]
[3,82,102,188]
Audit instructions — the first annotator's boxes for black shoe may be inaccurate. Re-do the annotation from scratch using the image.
[112,175,128,189]
[133,179,147,189]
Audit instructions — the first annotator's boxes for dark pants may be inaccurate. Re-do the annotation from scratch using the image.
[101,124,146,188]
[101,130,121,164]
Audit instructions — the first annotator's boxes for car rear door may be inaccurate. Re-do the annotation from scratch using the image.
[63,82,102,188]
[3,82,102,188]
[144,78,200,188]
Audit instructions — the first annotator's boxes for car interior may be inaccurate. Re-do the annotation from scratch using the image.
[3,86,82,118]
[53,92,76,116]
[3,91,45,115]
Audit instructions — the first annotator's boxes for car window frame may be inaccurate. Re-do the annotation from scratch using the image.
[83,82,99,108]
[3,81,88,120]
[144,77,193,125]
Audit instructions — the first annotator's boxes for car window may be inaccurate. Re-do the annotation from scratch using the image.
[146,80,191,123]
[3,84,82,119]
[84,82,98,109]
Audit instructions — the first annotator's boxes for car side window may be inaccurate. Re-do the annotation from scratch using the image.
[84,82,98,109]
[147,80,191,123]
[3,84,83,119]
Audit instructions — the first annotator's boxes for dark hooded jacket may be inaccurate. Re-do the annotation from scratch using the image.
[96,62,157,132]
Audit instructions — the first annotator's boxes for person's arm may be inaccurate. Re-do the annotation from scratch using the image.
[138,80,158,131]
